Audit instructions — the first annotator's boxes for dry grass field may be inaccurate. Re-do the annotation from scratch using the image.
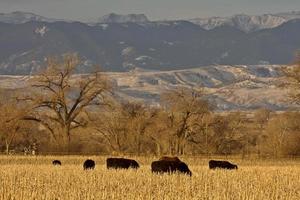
[0,156,299,200]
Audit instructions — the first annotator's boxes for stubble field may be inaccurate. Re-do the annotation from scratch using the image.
[0,156,299,200]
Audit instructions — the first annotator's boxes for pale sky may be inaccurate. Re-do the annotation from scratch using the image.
[0,0,300,21]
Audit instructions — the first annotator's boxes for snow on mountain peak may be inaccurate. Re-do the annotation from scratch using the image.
[1,11,300,33]
[189,11,300,32]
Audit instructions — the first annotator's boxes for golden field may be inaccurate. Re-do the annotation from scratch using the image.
[0,156,299,200]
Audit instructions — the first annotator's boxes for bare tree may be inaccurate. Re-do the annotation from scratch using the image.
[89,103,130,154]
[209,112,247,155]
[161,87,211,155]
[0,101,26,154]
[146,109,173,156]
[190,113,215,156]
[263,113,291,157]
[124,102,157,155]
[91,101,157,155]
[255,108,271,130]
[254,108,271,156]
[23,54,110,151]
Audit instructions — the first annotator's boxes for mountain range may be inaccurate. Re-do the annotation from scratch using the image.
[2,11,300,31]
[0,11,300,74]
[189,11,300,32]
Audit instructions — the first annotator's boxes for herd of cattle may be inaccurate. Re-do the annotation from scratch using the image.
[52,157,238,176]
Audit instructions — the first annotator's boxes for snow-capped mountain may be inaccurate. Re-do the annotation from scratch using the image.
[97,13,149,23]
[1,11,300,33]
[189,12,300,32]
[0,11,64,24]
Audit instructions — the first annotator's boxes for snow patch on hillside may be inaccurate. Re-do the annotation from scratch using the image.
[0,64,293,111]
[35,26,48,37]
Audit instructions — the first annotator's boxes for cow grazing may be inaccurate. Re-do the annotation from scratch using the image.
[106,158,139,170]
[159,156,181,162]
[83,159,96,170]
[209,160,238,170]
[52,160,61,166]
[151,160,192,176]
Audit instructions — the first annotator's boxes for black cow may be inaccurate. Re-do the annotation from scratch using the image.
[106,158,139,169]
[83,159,96,170]
[151,160,192,176]
[209,160,238,170]
[52,160,61,166]
[159,156,181,162]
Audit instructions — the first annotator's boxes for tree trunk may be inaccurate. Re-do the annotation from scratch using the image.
[156,142,161,156]
[59,126,71,153]
[168,139,173,155]
[5,140,10,155]
[180,144,185,155]
[176,137,185,155]
[176,138,180,155]
[137,136,141,156]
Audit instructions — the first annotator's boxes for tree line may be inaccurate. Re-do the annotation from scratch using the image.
[0,53,300,157]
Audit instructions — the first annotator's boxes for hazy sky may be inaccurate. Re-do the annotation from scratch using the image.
[0,0,300,21]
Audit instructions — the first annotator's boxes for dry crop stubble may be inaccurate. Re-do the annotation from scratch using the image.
[0,156,299,200]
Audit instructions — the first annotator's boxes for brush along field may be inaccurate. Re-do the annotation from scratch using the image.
[0,156,299,200]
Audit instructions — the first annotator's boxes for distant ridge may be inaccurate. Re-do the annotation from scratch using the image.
[189,11,300,32]
[0,11,63,24]
[1,11,300,32]
[97,13,149,23]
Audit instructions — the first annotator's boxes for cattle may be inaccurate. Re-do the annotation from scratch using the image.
[159,156,181,162]
[151,159,192,176]
[83,159,96,170]
[209,160,238,170]
[106,158,139,170]
[52,160,61,166]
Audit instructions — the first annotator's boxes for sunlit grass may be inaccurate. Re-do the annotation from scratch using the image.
[0,156,299,200]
